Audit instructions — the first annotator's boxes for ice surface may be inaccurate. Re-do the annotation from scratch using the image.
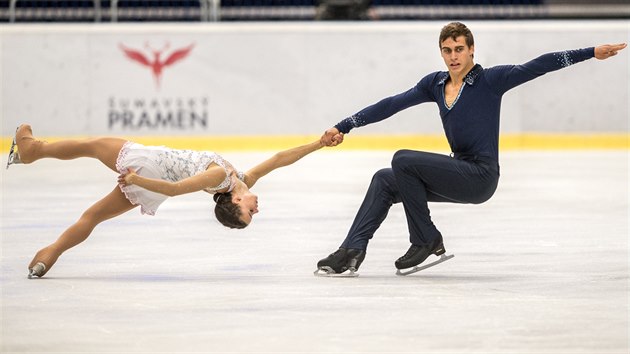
[1,150,628,353]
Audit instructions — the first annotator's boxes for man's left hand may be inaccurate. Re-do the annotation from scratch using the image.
[594,43,627,60]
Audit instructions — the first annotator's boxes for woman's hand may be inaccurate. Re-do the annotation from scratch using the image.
[320,127,344,147]
[117,168,137,186]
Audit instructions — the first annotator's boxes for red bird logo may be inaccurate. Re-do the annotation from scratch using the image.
[119,42,195,89]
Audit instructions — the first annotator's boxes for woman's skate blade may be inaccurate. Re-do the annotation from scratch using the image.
[6,131,22,169]
[313,267,359,278]
[28,262,46,279]
[396,254,454,276]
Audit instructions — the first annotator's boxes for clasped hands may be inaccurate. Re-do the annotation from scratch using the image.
[320,127,345,147]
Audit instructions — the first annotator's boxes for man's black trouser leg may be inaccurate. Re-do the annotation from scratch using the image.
[341,150,499,250]
[392,149,499,246]
[340,168,400,250]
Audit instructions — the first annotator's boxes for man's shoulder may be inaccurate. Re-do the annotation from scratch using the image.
[418,70,449,87]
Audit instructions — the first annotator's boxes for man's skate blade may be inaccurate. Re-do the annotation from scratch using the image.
[313,268,359,278]
[396,254,454,276]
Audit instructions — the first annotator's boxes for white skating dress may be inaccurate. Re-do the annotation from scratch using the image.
[116,142,244,215]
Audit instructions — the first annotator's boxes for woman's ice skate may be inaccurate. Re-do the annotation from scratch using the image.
[28,262,47,279]
[6,126,23,169]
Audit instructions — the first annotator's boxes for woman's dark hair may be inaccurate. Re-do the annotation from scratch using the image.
[213,192,248,229]
[439,22,474,48]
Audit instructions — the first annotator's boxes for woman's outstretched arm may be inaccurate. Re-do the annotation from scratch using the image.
[244,140,325,188]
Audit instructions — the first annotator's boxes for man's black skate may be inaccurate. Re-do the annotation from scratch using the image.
[345,249,366,273]
[314,248,366,277]
[395,236,454,276]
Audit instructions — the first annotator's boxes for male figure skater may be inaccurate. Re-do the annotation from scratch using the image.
[315,22,627,276]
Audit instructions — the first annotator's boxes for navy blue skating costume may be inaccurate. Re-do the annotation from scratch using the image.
[334,48,595,251]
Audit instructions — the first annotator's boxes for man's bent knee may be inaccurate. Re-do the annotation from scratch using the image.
[370,168,400,202]
[372,168,394,181]
[391,149,416,172]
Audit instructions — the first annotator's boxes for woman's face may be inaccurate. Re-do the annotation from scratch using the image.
[233,192,259,225]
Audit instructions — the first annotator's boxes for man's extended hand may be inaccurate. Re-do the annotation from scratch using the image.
[594,43,627,60]
[320,127,344,147]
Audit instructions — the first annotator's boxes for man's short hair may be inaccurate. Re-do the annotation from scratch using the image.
[439,22,474,48]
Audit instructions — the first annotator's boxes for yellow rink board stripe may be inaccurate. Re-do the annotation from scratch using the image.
[1,134,628,152]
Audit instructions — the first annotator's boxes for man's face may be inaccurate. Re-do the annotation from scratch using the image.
[440,36,475,76]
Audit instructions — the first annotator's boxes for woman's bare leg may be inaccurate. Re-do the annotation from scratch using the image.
[16,124,127,172]
[28,185,137,277]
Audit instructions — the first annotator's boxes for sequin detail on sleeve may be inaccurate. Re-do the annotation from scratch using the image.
[335,113,367,134]
[348,114,366,127]
[555,50,575,68]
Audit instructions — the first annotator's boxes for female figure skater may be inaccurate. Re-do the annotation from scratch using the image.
[8,124,333,278]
